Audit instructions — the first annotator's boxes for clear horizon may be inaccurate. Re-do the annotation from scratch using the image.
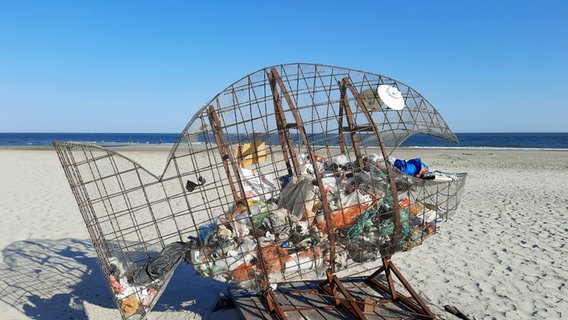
[2,131,568,150]
[1,1,567,133]
[1,131,568,134]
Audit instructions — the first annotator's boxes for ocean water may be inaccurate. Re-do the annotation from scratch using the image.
[0,132,567,150]
[401,132,568,150]
[0,132,179,147]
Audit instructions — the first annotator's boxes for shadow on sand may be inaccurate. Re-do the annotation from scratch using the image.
[0,238,230,319]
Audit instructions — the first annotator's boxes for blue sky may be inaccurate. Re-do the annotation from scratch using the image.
[1,1,567,133]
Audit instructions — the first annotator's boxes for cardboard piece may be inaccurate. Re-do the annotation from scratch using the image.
[236,140,267,168]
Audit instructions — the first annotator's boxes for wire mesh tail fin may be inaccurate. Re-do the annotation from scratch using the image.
[53,142,185,319]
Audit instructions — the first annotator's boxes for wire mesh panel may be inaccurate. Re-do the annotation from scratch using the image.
[54,142,187,319]
[54,63,466,319]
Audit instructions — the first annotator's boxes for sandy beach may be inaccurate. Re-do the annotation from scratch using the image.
[0,146,566,319]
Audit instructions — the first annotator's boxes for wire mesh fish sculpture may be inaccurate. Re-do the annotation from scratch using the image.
[54,63,466,319]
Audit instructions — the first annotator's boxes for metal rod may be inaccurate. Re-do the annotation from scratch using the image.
[339,80,366,172]
[270,67,337,274]
[338,84,346,154]
[263,288,288,320]
[208,105,273,294]
[366,258,436,319]
[207,105,240,202]
[342,77,402,245]
[319,270,367,319]
[269,70,300,177]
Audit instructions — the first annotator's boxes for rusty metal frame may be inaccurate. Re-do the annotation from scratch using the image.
[319,270,367,319]
[338,80,365,172]
[269,69,300,177]
[366,257,436,319]
[207,105,242,202]
[342,77,403,247]
[268,67,337,273]
[209,104,279,310]
[53,63,466,320]
[341,77,434,319]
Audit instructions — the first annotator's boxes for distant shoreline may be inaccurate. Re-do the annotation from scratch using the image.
[3,144,568,154]
[2,132,568,150]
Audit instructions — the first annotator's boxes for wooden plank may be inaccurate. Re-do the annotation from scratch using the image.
[227,277,438,320]
[285,280,341,320]
[228,286,274,320]
[341,278,392,319]
[344,277,425,319]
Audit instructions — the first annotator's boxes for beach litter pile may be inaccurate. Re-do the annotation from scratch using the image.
[187,152,465,290]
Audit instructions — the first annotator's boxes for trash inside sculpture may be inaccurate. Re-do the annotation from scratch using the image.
[54,63,466,319]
